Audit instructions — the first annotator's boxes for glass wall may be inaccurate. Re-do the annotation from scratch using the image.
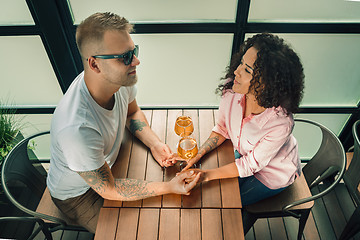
[248,0,360,23]
[69,0,238,23]
[131,33,233,107]
[1,0,359,155]
[0,36,63,106]
[0,0,34,25]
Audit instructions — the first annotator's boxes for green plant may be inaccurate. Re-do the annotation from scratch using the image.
[0,106,22,163]
[0,102,25,200]
[28,140,37,151]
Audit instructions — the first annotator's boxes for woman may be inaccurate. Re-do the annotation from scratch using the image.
[180,33,305,205]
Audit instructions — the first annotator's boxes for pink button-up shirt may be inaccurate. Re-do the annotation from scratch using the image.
[213,91,301,189]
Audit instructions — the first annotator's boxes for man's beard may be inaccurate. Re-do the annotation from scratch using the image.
[123,75,138,87]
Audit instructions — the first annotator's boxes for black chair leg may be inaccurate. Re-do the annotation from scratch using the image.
[297,209,310,240]
[28,221,53,240]
[0,217,53,240]
[242,210,257,235]
[339,208,360,240]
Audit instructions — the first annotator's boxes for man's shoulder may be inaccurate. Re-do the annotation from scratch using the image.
[59,123,99,136]
[51,75,94,136]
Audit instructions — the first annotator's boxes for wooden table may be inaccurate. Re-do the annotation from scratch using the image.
[94,109,244,240]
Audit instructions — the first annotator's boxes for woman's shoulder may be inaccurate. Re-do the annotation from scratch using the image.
[269,107,294,127]
[220,91,245,107]
[259,106,293,126]
[221,89,243,99]
[273,106,293,119]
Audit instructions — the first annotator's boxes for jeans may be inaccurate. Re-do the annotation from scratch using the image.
[235,150,286,206]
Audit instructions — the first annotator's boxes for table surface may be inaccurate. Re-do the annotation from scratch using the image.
[94,109,244,240]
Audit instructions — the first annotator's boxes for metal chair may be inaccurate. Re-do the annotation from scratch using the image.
[340,119,360,240]
[243,118,346,240]
[1,131,88,240]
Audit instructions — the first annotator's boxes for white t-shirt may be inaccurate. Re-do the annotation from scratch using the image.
[47,71,137,200]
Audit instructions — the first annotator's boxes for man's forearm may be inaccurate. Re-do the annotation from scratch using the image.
[127,109,149,135]
[79,162,170,201]
[109,179,170,201]
[128,119,147,135]
[126,110,160,148]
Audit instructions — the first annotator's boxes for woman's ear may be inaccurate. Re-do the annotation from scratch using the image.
[88,57,101,73]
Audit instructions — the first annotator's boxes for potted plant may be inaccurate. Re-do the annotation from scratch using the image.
[0,101,41,237]
[0,101,24,200]
[0,104,23,162]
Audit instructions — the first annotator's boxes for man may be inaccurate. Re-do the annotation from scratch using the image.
[47,12,201,233]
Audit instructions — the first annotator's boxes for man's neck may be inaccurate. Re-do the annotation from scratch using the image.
[84,72,119,110]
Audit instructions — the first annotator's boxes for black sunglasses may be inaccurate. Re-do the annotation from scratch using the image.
[92,45,139,65]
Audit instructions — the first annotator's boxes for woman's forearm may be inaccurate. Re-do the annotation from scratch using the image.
[205,162,239,181]
[198,131,226,157]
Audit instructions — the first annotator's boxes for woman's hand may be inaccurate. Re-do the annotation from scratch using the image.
[181,154,202,172]
[163,152,202,171]
[179,132,225,171]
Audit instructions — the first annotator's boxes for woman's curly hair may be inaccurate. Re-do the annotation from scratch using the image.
[216,33,305,115]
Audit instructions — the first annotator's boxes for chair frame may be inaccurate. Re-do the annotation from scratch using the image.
[340,119,360,240]
[243,118,347,240]
[0,216,52,239]
[1,131,87,240]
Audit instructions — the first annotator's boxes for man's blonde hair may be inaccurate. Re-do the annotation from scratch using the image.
[76,12,133,58]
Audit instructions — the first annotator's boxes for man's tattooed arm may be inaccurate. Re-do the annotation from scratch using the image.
[78,163,113,194]
[129,119,147,135]
[114,179,156,200]
[78,163,157,201]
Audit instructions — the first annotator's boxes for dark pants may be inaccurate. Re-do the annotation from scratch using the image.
[51,188,104,233]
[235,150,286,206]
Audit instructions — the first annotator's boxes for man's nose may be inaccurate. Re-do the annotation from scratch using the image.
[131,55,140,66]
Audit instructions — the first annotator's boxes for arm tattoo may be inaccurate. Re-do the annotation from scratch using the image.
[114,179,156,200]
[78,164,111,193]
[78,164,156,201]
[129,119,147,135]
[199,136,220,155]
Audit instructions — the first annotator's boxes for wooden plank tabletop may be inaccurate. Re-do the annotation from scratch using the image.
[95,207,244,240]
[104,109,241,209]
[96,109,244,240]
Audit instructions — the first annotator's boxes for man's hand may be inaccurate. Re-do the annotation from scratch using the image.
[150,142,175,167]
[164,153,181,166]
[168,170,202,195]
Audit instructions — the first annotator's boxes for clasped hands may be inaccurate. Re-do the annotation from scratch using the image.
[150,142,205,194]
[150,141,200,170]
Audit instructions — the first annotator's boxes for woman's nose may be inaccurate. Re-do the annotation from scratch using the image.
[234,65,241,76]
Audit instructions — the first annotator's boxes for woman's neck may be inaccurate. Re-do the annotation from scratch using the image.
[244,94,266,118]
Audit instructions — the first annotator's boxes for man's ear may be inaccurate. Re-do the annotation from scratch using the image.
[88,57,101,73]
